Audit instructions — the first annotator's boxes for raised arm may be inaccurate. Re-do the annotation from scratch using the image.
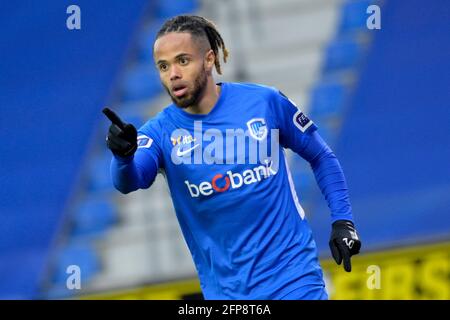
[104,107,161,194]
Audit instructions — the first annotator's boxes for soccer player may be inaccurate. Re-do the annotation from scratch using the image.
[104,15,361,300]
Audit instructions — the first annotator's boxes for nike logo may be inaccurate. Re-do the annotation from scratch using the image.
[176,144,200,157]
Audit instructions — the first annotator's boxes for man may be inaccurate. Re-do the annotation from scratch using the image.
[104,15,361,300]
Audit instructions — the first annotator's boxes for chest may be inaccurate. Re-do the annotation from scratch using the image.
[161,109,279,168]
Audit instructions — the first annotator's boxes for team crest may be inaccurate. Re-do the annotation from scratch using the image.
[247,118,268,141]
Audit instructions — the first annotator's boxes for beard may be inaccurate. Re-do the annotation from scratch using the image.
[165,68,208,109]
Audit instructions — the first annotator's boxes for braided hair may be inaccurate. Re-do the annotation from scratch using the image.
[156,15,229,75]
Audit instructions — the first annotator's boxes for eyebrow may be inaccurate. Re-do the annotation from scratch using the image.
[157,53,192,64]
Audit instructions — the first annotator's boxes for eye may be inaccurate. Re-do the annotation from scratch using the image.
[159,63,168,72]
[179,57,189,66]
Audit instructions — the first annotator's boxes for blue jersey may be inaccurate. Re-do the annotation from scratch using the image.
[111,82,353,299]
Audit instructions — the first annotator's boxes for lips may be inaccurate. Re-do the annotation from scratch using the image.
[172,84,188,98]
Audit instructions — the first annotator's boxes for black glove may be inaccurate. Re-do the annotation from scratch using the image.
[103,107,137,158]
[329,220,361,272]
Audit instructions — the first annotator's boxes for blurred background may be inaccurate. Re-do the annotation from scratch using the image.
[0,0,449,300]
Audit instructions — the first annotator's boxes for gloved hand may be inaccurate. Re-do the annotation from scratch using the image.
[329,220,361,272]
[103,107,137,158]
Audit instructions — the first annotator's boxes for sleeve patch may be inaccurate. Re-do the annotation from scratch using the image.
[293,110,313,133]
[137,135,153,148]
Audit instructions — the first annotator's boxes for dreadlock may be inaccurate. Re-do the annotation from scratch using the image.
[156,15,229,75]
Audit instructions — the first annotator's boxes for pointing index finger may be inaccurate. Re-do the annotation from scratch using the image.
[103,107,125,130]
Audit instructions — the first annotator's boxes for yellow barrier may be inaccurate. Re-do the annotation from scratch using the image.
[81,279,201,300]
[80,241,449,300]
[322,241,450,299]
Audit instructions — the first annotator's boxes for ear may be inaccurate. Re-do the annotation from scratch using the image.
[204,49,215,73]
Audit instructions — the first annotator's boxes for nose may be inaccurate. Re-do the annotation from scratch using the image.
[169,65,182,81]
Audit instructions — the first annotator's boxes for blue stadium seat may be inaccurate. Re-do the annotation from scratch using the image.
[137,0,198,60]
[88,153,114,193]
[122,63,162,102]
[0,1,155,299]
[137,20,164,62]
[323,38,363,72]
[98,102,146,137]
[155,0,198,19]
[71,197,118,237]
[120,110,145,129]
[52,242,100,285]
[309,81,347,117]
[339,0,373,34]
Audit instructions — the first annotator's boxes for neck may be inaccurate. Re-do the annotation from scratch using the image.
[185,78,220,115]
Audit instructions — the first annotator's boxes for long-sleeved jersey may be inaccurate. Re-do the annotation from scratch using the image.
[111,82,353,299]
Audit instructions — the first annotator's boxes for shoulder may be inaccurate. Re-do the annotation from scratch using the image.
[138,109,172,140]
[225,82,280,99]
